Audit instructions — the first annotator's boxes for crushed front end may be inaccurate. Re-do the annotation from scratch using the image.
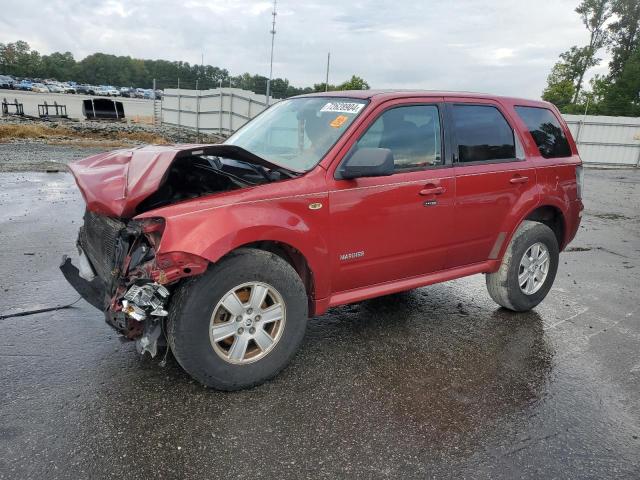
[60,210,208,355]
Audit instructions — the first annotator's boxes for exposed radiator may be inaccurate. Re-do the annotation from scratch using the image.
[78,210,126,284]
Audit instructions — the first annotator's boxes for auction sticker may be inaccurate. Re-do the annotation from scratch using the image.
[330,115,349,128]
[320,102,365,114]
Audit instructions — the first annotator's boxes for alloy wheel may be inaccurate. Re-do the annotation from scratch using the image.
[518,242,550,295]
[209,282,286,364]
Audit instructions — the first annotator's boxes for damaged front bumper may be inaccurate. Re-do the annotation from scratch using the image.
[59,255,107,310]
[59,212,207,357]
[60,250,172,356]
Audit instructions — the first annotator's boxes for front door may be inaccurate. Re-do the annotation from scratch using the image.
[327,100,455,293]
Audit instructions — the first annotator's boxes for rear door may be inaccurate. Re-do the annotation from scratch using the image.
[445,98,539,268]
[327,98,455,292]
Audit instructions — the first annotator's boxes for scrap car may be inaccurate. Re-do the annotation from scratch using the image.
[61,90,584,390]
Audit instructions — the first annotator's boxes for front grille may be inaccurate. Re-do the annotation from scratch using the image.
[78,210,126,284]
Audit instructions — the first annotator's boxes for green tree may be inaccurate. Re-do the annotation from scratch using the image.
[607,0,640,77]
[41,51,76,81]
[571,0,612,102]
[542,0,611,109]
[0,40,42,77]
[337,75,370,90]
[601,44,640,115]
[312,82,336,92]
[312,75,371,93]
[0,39,366,98]
[542,60,577,109]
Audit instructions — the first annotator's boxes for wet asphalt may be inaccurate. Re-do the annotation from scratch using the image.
[0,169,638,479]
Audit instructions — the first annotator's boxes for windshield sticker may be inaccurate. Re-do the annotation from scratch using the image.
[320,102,365,114]
[330,115,349,128]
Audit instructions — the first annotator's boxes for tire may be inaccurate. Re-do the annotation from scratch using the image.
[486,220,559,312]
[167,248,308,390]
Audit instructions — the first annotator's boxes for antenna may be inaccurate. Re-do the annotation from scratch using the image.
[266,0,277,105]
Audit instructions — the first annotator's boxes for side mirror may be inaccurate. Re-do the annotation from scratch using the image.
[339,147,394,180]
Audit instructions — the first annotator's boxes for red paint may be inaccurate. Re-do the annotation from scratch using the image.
[68,91,583,316]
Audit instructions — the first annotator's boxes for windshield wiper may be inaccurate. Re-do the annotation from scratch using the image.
[270,167,299,179]
[190,145,301,180]
[232,159,273,181]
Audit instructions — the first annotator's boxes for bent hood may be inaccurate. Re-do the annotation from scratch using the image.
[67,143,296,218]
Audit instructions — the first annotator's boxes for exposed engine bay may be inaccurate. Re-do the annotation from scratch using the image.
[136,154,280,213]
[60,147,297,356]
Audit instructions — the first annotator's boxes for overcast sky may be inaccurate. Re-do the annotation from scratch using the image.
[1,0,609,99]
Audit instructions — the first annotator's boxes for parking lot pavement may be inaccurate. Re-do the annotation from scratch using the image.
[0,168,638,479]
[1,90,154,120]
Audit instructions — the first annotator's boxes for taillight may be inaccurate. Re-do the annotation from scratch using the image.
[575,165,584,200]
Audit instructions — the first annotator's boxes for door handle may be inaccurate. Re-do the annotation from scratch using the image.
[419,186,445,196]
[509,175,529,185]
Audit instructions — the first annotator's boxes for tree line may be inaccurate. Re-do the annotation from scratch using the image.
[0,40,370,98]
[542,0,640,117]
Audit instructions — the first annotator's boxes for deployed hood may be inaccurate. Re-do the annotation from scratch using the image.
[68,144,298,218]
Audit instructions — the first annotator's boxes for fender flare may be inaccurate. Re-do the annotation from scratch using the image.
[496,201,569,262]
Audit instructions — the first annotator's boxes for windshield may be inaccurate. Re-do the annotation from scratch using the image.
[225,97,368,172]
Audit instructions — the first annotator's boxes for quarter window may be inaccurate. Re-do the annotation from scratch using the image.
[452,105,515,163]
[356,105,442,170]
[514,106,571,158]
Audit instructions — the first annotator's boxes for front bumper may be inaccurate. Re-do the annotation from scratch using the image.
[59,255,106,311]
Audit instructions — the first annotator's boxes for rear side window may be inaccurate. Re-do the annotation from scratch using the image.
[452,105,515,163]
[514,106,571,158]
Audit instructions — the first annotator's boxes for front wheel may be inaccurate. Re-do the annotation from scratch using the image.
[167,248,308,390]
[486,220,559,312]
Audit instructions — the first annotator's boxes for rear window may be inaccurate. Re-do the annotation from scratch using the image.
[514,106,571,158]
[451,105,515,163]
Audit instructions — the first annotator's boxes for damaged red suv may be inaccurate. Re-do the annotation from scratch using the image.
[61,91,583,390]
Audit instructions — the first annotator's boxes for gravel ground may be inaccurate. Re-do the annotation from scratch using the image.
[0,116,224,172]
[0,167,638,479]
[0,143,105,172]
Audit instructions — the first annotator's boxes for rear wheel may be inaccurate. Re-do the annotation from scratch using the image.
[167,248,307,390]
[486,221,559,312]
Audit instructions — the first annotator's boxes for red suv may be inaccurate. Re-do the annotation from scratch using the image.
[61,91,584,389]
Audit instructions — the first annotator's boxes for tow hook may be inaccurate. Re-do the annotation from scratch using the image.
[121,283,170,357]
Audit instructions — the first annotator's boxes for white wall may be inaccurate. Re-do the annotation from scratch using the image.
[161,88,273,135]
[161,93,640,166]
[563,114,640,166]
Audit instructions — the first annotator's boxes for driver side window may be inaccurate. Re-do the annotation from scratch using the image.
[356,105,442,170]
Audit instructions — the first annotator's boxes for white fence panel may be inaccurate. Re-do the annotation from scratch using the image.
[161,96,639,166]
[161,88,271,135]
[563,114,640,166]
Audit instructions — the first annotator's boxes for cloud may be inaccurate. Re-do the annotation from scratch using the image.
[0,0,609,99]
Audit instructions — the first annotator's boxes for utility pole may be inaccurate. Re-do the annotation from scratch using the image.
[265,0,277,105]
[325,52,330,92]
